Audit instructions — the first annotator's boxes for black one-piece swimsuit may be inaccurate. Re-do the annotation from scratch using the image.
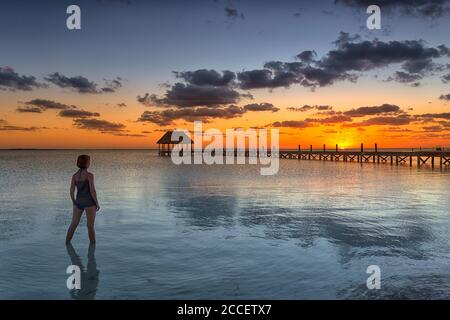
[75,170,96,210]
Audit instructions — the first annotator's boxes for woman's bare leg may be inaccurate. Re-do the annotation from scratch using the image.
[86,206,96,244]
[66,207,83,244]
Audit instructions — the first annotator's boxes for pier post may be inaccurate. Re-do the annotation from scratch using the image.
[309,145,312,160]
[432,156,435,169]
[390,156,393,165]
[359,145,363,163]
[373,143,377,163]
[323,144,326,152]
[298,144,301,160]
[410,156,412,167]
[440,155,443,169]
[417,156,420,167]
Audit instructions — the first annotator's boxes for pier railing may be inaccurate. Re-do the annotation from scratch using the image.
[159,146,450,169]
[280,150,450,169]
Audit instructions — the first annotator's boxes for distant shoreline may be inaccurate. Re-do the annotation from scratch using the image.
[0,148,160,151]
[0,147,446,151]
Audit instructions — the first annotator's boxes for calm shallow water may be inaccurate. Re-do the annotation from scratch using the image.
[0,150,449,299]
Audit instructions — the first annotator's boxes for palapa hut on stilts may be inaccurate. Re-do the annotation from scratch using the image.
[157,131,193,156]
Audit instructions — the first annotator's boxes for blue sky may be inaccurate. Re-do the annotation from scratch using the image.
[2,0,449,91]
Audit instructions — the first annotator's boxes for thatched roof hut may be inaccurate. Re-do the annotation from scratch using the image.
[157,131,192,155]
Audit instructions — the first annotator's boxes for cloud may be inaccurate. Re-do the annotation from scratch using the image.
[343,104,402,117]
[296,50,317,63]
[59,109,101,118]
[16,98,103,121]
[23,99,74,110]
[101,77,123,93]
[243,103,279,112]
[264,103,416,129]
[343,115,412,127]
[112,133,147,137]
[138,111,172,126]
[236,33,449,89]
[141,33,449,110]
[45,73,98,93]
[137,100,278,126]
[73,118,126,132]
[16,106,43,113]
[336,0,450,18]
[225,6,245,19]
[0,119,43,132]
[45,73,122,94]
[174,69,236,86]
[422,125,448,132]
[16,99,76,113]
[387,71,423,83]
[116,103,127,107]
[138,105,247,126]
[439,94,450,100]
[442,74,450,83]
[379,127,414,133]
[237,66,301,90]
[137,93,151,105]
[270,120,315,129]
[0,66,45,91]
[317,110,343,117]
[138,84,244,108]
[138,67,252,109]
[417,112,450,120]
[305,115,353,124]
[288,105,332,112]
[316,33,448,83]
[0,125,40,131]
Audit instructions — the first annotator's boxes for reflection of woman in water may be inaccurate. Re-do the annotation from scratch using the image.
[66,155,100,244]
[66,243,100,300]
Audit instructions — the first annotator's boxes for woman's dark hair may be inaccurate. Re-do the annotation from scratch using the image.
[77,155,90,169]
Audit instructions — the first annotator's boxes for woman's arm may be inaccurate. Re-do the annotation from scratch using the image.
[88,174,100,211]
[70,175,76,205]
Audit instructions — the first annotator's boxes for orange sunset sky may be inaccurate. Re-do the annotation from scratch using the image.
[1,1,449,149]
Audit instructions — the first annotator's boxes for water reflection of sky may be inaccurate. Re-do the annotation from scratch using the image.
[0,150,450,299]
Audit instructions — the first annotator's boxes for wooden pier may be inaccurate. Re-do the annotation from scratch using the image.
[283,144,448,169]
[157,132,450,170]
[159,147,450,170]
[280,144,450,169]
[280,150,450,169]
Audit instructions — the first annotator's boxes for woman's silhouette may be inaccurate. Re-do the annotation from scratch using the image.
[66,155,100,244]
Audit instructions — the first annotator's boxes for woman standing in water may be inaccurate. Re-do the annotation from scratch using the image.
[66,155,100,244]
